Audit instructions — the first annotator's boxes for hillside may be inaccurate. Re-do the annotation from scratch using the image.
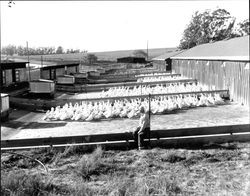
[4,47,177,63]
[91,47,177,61]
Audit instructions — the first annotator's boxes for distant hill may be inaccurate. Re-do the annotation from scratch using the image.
[4,47,177,63]
[91,47,177,61]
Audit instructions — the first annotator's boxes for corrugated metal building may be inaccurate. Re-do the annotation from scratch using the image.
[152,50,184,71]
[171,36,250,106]
[0,60,28,87]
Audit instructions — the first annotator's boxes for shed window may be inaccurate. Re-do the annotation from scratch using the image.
[15,70,20,82]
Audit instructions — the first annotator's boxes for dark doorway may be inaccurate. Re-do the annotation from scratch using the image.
[165,58,172,71]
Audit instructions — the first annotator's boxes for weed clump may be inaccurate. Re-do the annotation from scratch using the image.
[77,146,104,180]
[161,152,186,163]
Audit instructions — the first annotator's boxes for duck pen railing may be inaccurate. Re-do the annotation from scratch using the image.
[135,73,181,78]
[56,79,198,93]
[1,124,249,151]
[10,90,229,111]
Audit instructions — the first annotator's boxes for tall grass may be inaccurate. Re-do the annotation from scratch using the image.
[1,171,62,196]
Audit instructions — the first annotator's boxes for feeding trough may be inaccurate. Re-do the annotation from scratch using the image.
[57,75,75,84]
[1,93,10,121]
[29,79,55,97]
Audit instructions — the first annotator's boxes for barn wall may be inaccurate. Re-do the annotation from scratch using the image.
[152,60,166,71]
[172,59,250,106]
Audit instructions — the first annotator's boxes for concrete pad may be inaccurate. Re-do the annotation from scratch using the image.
[1,103,249,140]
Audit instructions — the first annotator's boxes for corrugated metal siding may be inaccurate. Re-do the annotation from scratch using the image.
[153,60,166,71]
[172,59,250,106]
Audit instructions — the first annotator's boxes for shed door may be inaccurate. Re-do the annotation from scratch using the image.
[165,59,172,71]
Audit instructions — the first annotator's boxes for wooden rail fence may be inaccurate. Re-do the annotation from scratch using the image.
[1,124,249,150]
[135,73,181,78]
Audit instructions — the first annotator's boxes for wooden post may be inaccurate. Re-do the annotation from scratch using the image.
[26,41,31,81]
[148,93,151,148]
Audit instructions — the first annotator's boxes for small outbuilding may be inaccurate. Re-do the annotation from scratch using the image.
[0,60,29,87]
[117,57,146,64]
[29,79,55,96]
[40,62,80,80]
[152,50,184,71]
[1,93,10,121]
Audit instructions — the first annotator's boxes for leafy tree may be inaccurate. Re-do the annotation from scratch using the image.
[232,19,250,37]
[86,54,98,65]
[56,46,64,54]
[1,45,16,56]
[179,9,236,49]
[133,50,147,58]
[8,0,15,8]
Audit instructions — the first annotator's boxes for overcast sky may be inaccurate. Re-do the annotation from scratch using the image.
[1,0,249,52]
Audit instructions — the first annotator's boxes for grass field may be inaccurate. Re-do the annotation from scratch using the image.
[1,143,250,195]
[6,47,176,63]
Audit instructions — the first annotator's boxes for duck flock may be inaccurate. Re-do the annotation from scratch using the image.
[43,82,225,121]
[99,83,209,98]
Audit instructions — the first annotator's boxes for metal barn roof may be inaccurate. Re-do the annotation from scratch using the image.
[171,36,250,61]
[152,50,185,61]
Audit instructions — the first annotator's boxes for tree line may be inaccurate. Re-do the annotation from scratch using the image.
[1,45,88,56]
[179,8,249,49]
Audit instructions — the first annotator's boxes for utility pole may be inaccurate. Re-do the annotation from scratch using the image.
[26,41,31,81]
[41,55,43,68]
[40,55,43,79]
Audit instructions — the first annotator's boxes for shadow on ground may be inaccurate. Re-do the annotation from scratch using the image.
[2,121,67,130]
